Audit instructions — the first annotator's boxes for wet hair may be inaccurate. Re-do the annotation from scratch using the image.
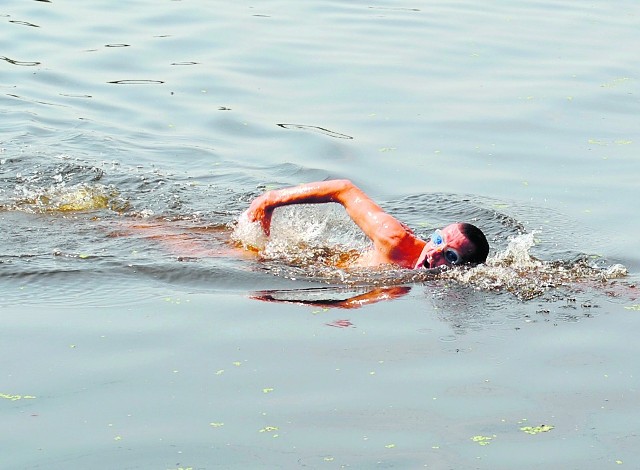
[459,223,489,264]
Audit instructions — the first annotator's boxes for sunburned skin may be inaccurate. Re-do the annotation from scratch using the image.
[121,181,484,272]
[413,224,477,269]
[114,181,493,309]
[245,179,483,270]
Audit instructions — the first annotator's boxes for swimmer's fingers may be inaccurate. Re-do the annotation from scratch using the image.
[246,196,273,236]
[245,208,271,235]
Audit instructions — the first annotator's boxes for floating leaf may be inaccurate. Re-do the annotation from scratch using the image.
[520,424,554,435]
[209,422,224,427]
[471,435,495,445]
[601,77,630,88]
[1,393,36,401]
[624,305,640,311]
[262,388,274,394]
[259,426,279,433]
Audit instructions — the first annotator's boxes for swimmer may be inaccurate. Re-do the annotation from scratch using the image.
[246,179,489,269]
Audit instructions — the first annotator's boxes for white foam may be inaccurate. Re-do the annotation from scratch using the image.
[231,204,369,264]
[231,210,268,251]
[488,232,540,269]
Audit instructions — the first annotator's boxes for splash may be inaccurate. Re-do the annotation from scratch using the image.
[7,182,129,213]
[231,204,369,267]
[439,233,628,300]
[234,213,628,299]
[231,210,268,251]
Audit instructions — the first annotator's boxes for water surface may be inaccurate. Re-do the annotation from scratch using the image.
[2,0,639,468]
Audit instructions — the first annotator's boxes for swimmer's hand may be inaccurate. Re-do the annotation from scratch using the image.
[245,193,274,236]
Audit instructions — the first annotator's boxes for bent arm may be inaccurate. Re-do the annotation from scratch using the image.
[245,180,354,235]
[246,180,386,235]
[246,180,423,267]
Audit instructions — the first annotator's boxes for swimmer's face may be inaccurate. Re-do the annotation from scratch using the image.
[414,223,477,269]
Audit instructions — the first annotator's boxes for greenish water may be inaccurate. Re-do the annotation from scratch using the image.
[2,0,639,468]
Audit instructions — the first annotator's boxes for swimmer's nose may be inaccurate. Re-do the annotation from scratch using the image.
[429,250,447,268]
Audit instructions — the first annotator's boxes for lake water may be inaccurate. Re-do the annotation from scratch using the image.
[2,0,639,468]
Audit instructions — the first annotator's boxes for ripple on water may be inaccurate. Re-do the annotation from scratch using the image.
[1,146,632,312]
[1,270,158,309]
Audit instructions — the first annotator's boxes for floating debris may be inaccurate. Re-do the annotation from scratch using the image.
[520,424,554,435]
[0,393,36,401]
[276,123,353,139]
[471,435,495,446]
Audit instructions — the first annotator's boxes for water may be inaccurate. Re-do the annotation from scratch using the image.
[2,0,640,468]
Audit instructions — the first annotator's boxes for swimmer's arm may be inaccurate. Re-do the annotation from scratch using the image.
[246,180,423,267]
[334,184,423,268]
[246,180,357,234]
[112,220,253,260]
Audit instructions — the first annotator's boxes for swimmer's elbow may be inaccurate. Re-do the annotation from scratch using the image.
[332,179,356,193]
[331,179,362,203]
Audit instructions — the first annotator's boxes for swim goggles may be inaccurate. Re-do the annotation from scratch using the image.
[425,229,462,266]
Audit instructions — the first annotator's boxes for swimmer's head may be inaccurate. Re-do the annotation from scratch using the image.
[414,222,489,269]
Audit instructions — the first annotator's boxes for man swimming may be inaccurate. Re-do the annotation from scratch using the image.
[246,179,489,269]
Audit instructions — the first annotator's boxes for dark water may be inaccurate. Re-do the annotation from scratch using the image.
[2,0,640,468]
